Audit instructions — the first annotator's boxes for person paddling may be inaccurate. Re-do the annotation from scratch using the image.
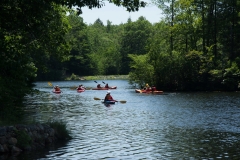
[54,85,61,92]
[97,84,102,88]
[105,83,109,88]
[77,84,85,90]
[104,91,114,102]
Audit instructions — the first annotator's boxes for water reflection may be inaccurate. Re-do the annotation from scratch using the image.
[17,80,240,159]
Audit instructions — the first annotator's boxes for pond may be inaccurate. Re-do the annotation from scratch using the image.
[17,80,240,159]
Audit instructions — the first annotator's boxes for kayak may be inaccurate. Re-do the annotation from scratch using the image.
[52,90,61,94]
[105,86,117,89]
[135,89,164,94]
[92,86,117,90]
[102,100,116,104]
[77,89,85,93]
[92,87,109,90]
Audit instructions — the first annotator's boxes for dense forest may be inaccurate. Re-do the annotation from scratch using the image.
[1,0,240,122]
[38,0,240,92]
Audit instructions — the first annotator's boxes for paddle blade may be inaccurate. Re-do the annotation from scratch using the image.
[94,97,101,100]
[118,100,126,104]
[48,82,53,87]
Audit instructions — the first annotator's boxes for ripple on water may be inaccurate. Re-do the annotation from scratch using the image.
[21,81,240,159]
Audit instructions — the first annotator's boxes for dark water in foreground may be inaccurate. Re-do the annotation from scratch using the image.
[11,80,240,159]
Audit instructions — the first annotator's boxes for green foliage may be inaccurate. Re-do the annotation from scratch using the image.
[63,12,93,76]
[47,121,72,140]
[15,130,32,148]
[128,54,154,87]
[65,73,78,80]
[120,17,153,74]
[57,0,146,14]
[86,19,123,75]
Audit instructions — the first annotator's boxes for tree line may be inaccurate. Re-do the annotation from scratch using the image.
[39,0,240,92]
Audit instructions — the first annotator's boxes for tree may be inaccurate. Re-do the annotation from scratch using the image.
[120,16,153,74]
[87,20,122,75]
[128,54,154,87]
[63,12,93,76]
[152,0,176,54]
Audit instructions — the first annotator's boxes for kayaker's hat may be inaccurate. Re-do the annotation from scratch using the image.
[107,91,111,94]
[56,85,58,87]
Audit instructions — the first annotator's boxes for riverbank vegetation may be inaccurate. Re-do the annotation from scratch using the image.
[1,0,240,123]
[65,74,129,81]
[48,121,72,140]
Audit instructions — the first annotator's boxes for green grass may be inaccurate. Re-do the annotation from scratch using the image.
[65,74,129,80]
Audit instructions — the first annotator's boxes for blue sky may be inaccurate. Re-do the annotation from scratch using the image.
[80,0,163,25]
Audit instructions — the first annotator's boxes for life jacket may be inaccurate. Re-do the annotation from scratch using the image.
[55,87,60,91]
[77,87,84,90]
[105,94,113,101]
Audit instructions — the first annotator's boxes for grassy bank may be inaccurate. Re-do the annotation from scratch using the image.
[65,74,129,80]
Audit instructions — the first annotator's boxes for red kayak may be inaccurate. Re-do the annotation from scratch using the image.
[92,86,117,90]
[77,89,85,93]
[52,90,62,94]
[92,87,109,90]
[105,86,117,89]
[135,89,163,94]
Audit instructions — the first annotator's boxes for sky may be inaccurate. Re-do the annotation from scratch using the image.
[80,0,163,25]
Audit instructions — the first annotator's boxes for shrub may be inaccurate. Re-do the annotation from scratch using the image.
[47,121,72,140]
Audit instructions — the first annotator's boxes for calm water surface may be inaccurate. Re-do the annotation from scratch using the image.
[18,80,240,159]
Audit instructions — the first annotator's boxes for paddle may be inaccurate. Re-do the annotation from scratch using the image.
[94,97,126,104]
[48,82,53,87]
[102,81,105,84]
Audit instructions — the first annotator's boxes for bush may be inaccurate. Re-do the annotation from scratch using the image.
[47,121,72,140]
[15,130,32,148]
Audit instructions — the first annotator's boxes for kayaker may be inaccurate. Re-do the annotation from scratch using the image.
[104,91,114,101]
[145,83,151,91]
[97,84,102,88]
[151,85,156,91]
[105,83,109,88]
[146,83,150,88]
[142,83,149,90]
[54,85,61,91]
[77,84,85,90]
